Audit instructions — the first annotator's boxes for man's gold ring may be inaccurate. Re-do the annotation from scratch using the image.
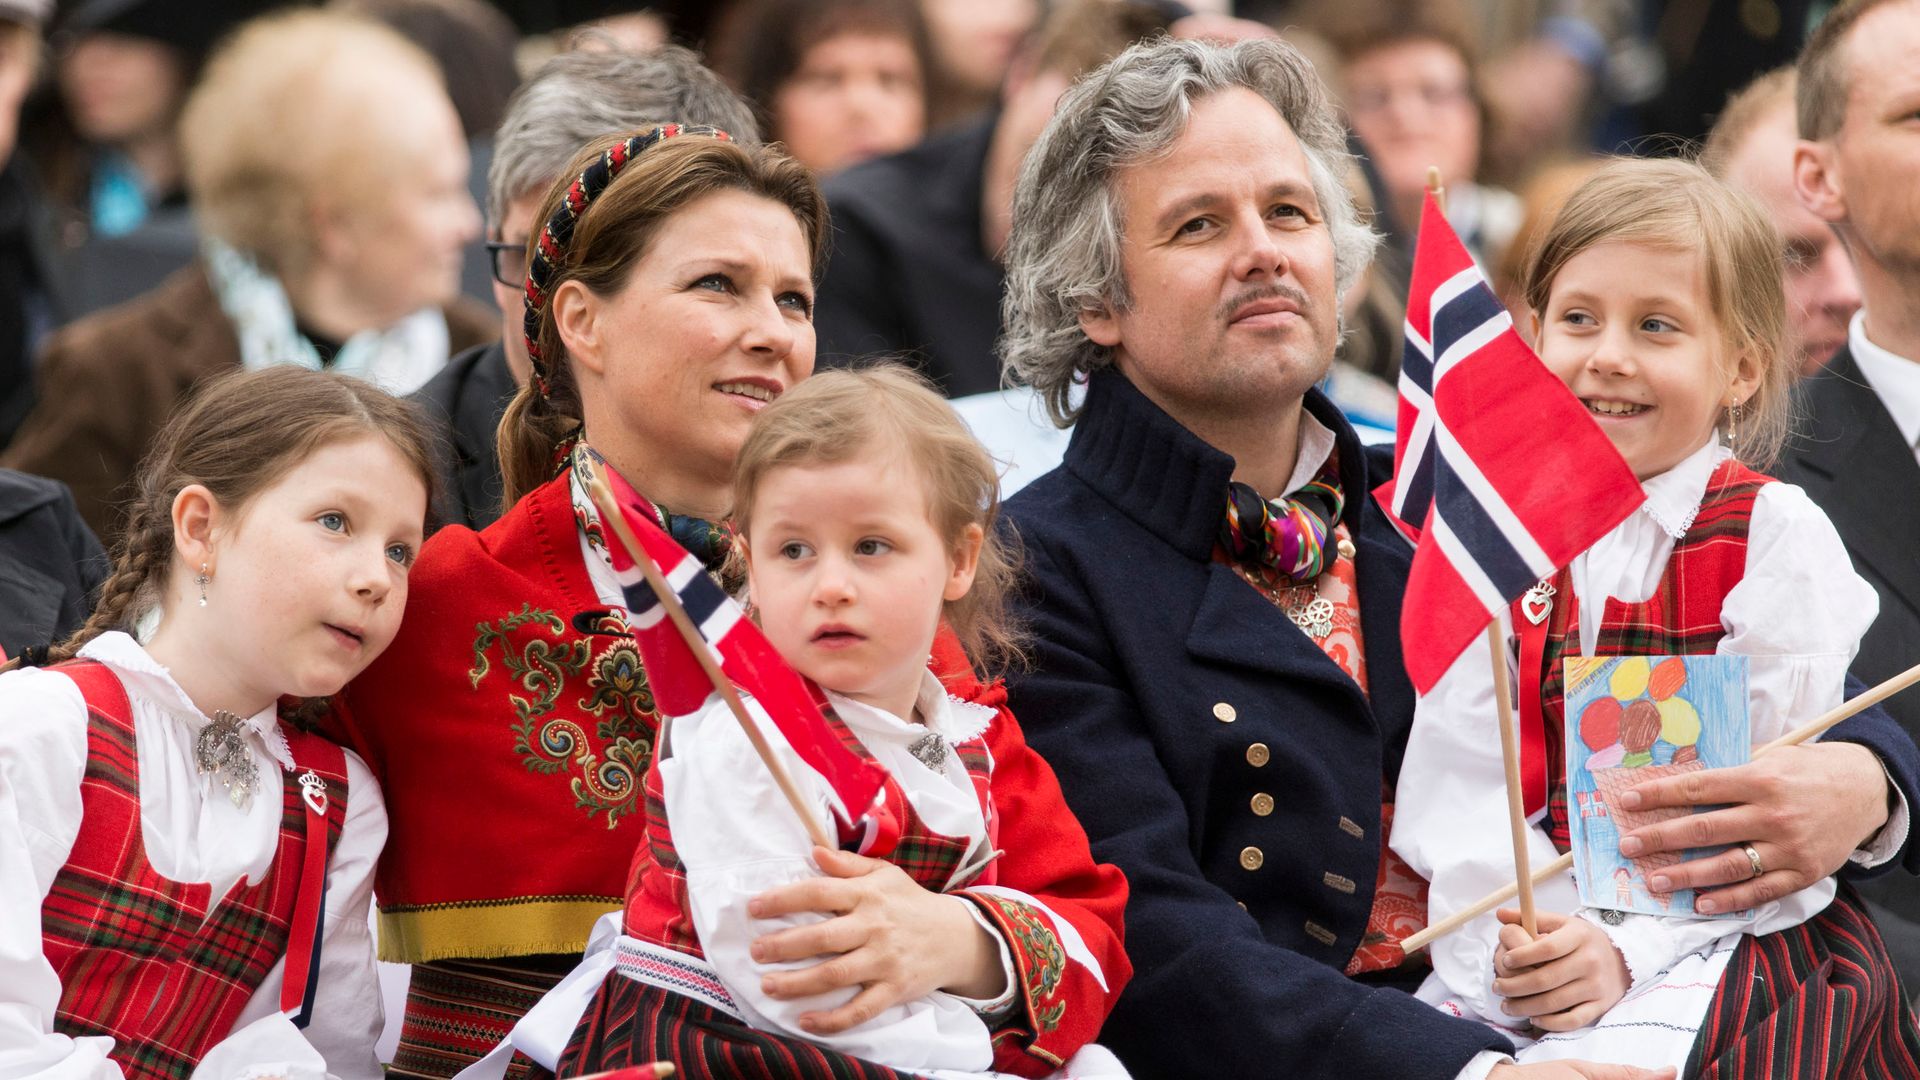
[1742,843,1765,880]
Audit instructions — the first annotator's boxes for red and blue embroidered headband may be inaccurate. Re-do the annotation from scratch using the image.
[523,123,734,397]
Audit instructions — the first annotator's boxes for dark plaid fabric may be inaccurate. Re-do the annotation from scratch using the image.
[1536,460,1768,850]
[1685,884,1920,1077]
[42,660,348,1080]
[390,956,575,1080]
[544,969,916,1080]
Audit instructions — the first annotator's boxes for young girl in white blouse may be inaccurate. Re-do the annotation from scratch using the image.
[0,367,431,1080]
[1392,158,1915,1074]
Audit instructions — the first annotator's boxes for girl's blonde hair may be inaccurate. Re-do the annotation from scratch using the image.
[1522,156,1792,469]
[731,364,1025,678]
[39,368,436,714]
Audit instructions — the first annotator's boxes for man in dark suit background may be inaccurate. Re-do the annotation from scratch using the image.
[1784,0,1920,990]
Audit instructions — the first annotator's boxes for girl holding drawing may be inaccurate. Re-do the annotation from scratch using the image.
[1391,158,1920,1074]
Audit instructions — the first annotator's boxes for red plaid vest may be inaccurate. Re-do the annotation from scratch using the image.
[1530,459,1769,851]
[40,660,351,1080]
[623,701,996,954]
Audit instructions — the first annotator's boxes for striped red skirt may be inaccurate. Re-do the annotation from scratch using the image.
[1685,884,1920,1078]
[389,956,574,1080]
[548,972,916,1080]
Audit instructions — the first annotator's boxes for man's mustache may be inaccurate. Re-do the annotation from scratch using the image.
[1216,283,1310,324]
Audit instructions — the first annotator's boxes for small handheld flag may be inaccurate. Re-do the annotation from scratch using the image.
[581,457,886,846]
[1377,190,1645,697]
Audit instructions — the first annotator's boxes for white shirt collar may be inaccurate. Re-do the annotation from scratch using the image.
[77,631,297,771]
[1281,411,1339,498]
[1849,309,1920,451]
[1637,439,1730,540]
[827,669,997,746]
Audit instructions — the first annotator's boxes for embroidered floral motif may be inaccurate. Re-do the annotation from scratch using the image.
[580,640,653,737]
[469,603,655,825]
[574,504,606,553]
[977,894,1068,1033]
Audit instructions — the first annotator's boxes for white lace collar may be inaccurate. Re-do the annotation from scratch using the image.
[77,631,297,771]
[1636,440,1730,540]
[827,669,998,747]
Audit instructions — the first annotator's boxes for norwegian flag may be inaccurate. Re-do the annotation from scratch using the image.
[592,465,886,828]
[1375,193,1644,695]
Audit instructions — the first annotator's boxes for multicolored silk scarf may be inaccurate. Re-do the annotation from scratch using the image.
[1218,458,1346,584]
[567,442,738,589]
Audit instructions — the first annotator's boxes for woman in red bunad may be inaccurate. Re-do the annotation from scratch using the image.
[0,367,436,1080]
[483,366,1129,1080]
[337,126,894,1080]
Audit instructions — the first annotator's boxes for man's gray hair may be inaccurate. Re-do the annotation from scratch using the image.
[486,45,762,224]
[1000,36,1378,427]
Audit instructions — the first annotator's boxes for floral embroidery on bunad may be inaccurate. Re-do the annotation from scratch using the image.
[965,892,1069,1035]
[468,602,655,826]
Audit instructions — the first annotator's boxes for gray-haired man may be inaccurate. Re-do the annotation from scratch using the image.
[413,45,759,530]
[999,34,1910,1080]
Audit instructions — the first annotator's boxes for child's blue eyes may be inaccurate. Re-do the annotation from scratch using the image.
[319,512,414,567]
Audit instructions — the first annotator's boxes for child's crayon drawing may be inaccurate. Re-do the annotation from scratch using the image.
[1564,654,1750,918]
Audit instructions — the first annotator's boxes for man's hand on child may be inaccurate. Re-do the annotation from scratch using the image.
[746,846,1010,1035]
[1490,908,1630,1031]
[1614,742,1887,913]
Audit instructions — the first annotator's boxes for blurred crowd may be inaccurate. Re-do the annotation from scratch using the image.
[0,0,1864,547]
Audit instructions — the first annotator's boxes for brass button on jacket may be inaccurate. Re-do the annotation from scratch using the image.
[1250,792,1275,816]
[1246,742,1271,767]
[1239,846,1264,871]
[1213,702,1237,723]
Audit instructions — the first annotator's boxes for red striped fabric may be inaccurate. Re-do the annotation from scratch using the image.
[549,971,915,1080]
[1686,884,1920,1076]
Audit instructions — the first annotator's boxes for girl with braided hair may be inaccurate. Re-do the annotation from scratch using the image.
[0,365,434,1080]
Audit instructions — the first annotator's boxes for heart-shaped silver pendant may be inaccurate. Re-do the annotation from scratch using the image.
[1521,580,1556,626]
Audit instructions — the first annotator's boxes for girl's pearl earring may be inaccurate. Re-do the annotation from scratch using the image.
[196,563,210,608]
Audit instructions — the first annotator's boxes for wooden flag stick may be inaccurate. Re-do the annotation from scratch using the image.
[584,468,835,851]
[1488,620,1538,937]
[1427,165,1447,214]
[1403,657,1920,954]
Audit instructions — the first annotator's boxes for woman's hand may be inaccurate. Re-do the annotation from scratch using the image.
[747,846,1008,1034]
[1616,741,1890,913]
[1490,908,1630,1032]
